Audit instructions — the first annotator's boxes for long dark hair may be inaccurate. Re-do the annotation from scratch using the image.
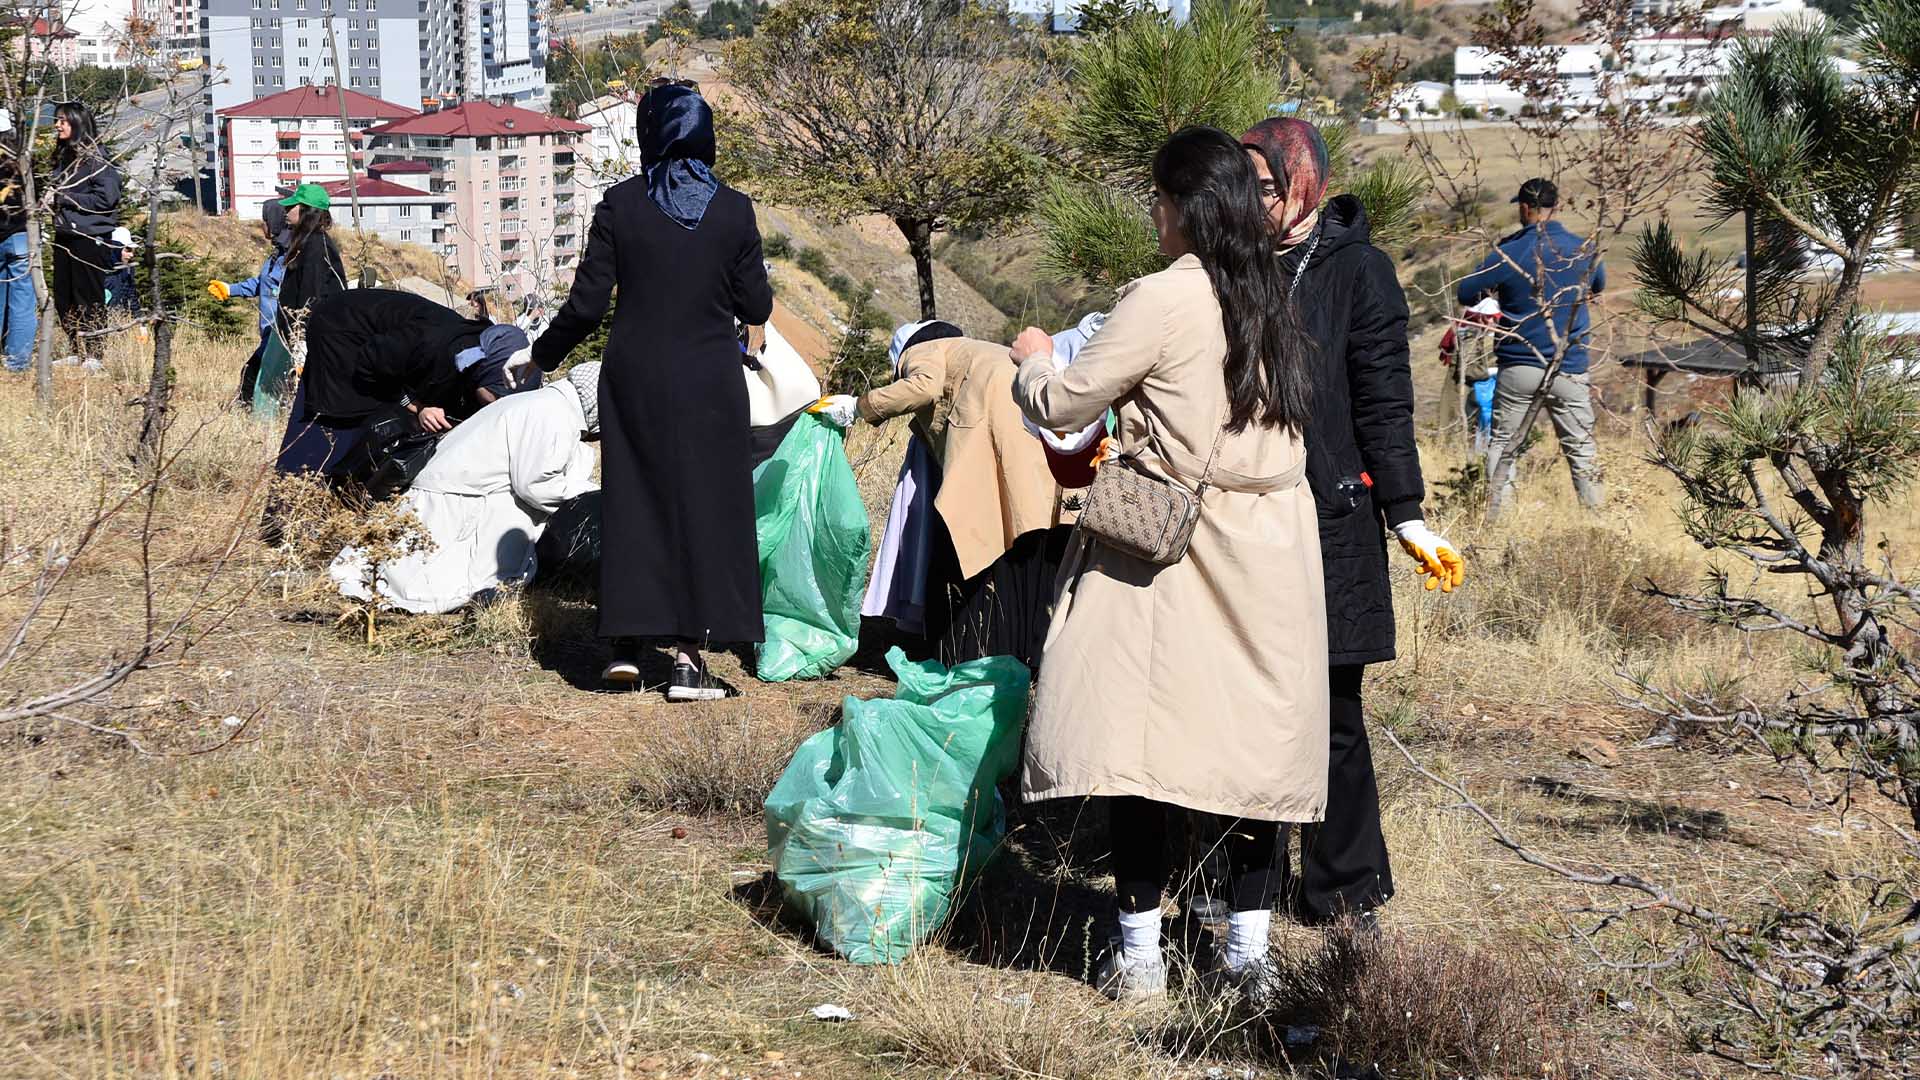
[286,206,335,267]
[1151,126,1311,435]
[53,102,100,168]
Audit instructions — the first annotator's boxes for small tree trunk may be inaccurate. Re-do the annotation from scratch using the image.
[28,218,53,410]
[137,150,170,465]
[897,216,937,321]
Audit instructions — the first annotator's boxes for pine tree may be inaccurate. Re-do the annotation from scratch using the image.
[1618,4,1920,1067]
[1040,0,1423,293]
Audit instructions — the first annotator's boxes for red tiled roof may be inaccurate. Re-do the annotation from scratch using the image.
[366,101,589,139]
[370,159,433,173]
[220,85,419,121]
[320,176,440,199]
[30,18,76,37]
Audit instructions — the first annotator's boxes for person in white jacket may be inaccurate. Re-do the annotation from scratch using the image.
[331,363,602,614]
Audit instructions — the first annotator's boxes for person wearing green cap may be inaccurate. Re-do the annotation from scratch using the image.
[271,182,344,348]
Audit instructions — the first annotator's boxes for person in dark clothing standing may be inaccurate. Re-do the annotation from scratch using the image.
[272,183,345,345]
[531,85,773,702]
[49,103,122,365]
[0,134,34,374]
[1241,118,1464,927]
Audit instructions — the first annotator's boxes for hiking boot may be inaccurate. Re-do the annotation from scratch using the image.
[1094,937,1167,1002]
[667,661,730,702]
[601,639,640,685]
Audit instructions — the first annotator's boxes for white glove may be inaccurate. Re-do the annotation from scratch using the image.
[810,394,858,428]
[1393,519,1465,592]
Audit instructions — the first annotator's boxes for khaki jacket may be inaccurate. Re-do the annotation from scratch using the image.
[1012,255,1330,822]
[859,336,1066,580]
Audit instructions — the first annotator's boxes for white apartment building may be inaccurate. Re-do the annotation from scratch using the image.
[218,83,419,220]
[1452,44,1606,114]
[573,92,639,224]
[318,161,453,251]
[199,0,547,208]
[365,100,588,298]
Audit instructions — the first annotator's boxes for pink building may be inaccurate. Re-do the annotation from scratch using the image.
[219,84,419,221]
[365,101,589,299]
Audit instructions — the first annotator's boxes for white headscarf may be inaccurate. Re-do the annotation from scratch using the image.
[888,320,936,378]
[566,362,602,435]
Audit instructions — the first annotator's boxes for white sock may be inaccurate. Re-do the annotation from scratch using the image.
[1117,907,1162,967]
[1224,908,1272,971]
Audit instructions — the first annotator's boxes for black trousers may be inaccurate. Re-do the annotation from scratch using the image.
[1109,796,1282,915]
[52,230,109,360]
[1285,663,1395,921]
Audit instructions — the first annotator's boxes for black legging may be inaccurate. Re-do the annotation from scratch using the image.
[1109,796,1281,915]
[52,229,110,360]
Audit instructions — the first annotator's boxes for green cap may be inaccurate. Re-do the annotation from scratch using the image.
[278,183,332,211]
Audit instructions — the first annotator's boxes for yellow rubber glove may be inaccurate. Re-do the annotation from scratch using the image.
[207,280,230,301]
[1394,519,1464,593]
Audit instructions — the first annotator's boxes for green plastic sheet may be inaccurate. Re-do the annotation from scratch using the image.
[752,412,871,682]
[765,647,1031,964]
[251,330,296,418]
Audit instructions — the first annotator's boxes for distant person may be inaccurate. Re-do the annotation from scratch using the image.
[1009,127,1327,1002]
[823,320,1070,669]
[530,84,773,702]
[1457,177,1606,515]
[208,200,291,405]
[330,363,600,614]
[49,102,122,366]
[0,133,33,374]
[1438,297,1502,448]
[103,226,141,319]
[1241,117,1461,935]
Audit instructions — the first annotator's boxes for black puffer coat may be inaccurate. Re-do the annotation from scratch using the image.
[1280,194,1425,667]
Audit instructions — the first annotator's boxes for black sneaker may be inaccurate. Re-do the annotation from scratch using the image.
[667,662,730,701]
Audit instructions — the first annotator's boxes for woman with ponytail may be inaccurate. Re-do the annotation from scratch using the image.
[1009,126,1327,1002]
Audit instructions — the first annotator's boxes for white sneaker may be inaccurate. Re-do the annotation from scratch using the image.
[1095,937,1167,1002]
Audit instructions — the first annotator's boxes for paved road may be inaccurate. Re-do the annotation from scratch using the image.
[548,0,718,44]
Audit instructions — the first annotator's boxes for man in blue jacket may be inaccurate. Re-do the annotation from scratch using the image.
[1457,178,1605,514]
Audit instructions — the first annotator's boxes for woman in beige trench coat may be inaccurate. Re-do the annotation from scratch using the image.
[1010,128,1328,1001]
[849,323,1072,667]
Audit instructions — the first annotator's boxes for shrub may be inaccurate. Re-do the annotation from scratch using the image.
[763,231,793,259]
[1240,924,1595,1079]
[794,245,831,278]
[1428,524,1699,649]
[626,701,830,815]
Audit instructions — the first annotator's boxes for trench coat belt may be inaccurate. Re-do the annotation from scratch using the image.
[1133,437,1307,496]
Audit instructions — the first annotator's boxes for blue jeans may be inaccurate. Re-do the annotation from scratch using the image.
[1,232,36,373]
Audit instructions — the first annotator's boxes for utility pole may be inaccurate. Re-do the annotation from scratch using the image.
[323,11,365,239]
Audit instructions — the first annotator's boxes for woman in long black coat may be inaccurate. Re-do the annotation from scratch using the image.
[1241,119,1464,927]
[532,85,773,702]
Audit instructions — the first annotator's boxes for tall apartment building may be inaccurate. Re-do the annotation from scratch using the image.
[218,83,419,219]
[365,100,587,298]
[198,0,544,206]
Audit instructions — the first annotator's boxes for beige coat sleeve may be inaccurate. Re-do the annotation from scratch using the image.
[1013,277,1166,432]
[857,347,945,423]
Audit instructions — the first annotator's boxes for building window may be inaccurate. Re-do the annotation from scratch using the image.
[271,55,281,65]
[296,19,306,27]
[274,75,284,85]
[297,36,306,44]
[399,205,414,218]
[254,74,266,85]
[481,179,490,191]
[299,57,309,66]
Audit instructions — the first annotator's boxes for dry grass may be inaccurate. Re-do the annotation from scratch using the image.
[2,271,1917,1079]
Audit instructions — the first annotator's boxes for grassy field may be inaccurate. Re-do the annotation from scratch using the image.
[3,319,1913,1079]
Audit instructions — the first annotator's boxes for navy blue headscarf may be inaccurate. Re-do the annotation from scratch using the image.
[641,85,719,231]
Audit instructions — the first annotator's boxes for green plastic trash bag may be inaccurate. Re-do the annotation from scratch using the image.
[251,330,297,418]
[752,412,871,682]
[765,647,1030,964]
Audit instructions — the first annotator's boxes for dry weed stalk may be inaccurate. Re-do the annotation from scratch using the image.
[265,471,435,645]
[0,417,265,754]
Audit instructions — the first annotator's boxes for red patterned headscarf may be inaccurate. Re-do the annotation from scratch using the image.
[1240,117,1331,248]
